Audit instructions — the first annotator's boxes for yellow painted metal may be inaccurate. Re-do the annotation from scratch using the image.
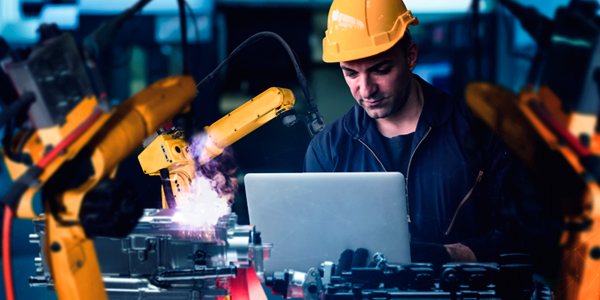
[139,87,295,208]
[138,131,195,207]
[138,131,193,176]
[49,75,195,299]
[465,82,600,300]
[322,0,419,63]
[569,114,597,142]
[201,87,295,164]
[57,75,196,222]
[2,131,43,181]
[36,97,100,146]
[46,211,107,300]
[536,87,597,147]
[162,166,195,207]
[3,75,196,300]
[2,96,112,219]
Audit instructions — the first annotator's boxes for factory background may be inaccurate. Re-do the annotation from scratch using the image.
[0,0,585,298]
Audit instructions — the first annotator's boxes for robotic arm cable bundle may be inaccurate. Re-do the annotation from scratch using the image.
[194,31,326,137]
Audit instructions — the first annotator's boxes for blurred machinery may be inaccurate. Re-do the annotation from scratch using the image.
[264,253,552,300]
[0,0,325,299]
[465,0,600,299]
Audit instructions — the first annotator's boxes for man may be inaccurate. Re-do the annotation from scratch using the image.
[304,0,524,265]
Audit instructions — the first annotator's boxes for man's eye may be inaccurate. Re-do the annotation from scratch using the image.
[375,68,391,75]
[344,72,358,78]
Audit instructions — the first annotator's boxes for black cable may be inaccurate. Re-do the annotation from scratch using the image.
[195,37,267,115]
[291,48,305,73]
[83,0,153,59]
[15,129,32,155]
[2,120,32,166]
[496,0,554,50]
[497,0,554,85]
[500,8,534,60]
[184,1,201,45]
[177,0,189,75]
[0,93,35,164]
[2,120,16,161]
[197,69,220,114]
[0,92,34,131]
[159,168,177,208]
[195,31,321,122]
[13,128,34,166]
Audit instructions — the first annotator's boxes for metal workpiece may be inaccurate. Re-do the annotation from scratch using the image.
[267,257,553,300]
[29,209,271,299]
[265,267,324,300]
[29,233,40,243]
[287,270,308,299]
[154,266,237,282]
[302,268,324,300]
[320,261,335,285]
[266,269,311,299]
[28,225,52,288]
[250,232,272,282]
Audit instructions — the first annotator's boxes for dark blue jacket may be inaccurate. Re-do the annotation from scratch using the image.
[304,75,521,262]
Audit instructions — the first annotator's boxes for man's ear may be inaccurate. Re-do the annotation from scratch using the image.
[407,42,418,72]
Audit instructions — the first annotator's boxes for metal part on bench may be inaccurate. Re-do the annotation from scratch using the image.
[29,209,272,300]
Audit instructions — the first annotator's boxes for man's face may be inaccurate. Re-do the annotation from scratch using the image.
[340,44,416,120]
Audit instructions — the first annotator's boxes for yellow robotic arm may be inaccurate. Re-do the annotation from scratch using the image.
[138,87,296,208]
[201,87,296,164]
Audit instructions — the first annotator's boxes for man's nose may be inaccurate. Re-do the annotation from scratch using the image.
[359,75,377,99]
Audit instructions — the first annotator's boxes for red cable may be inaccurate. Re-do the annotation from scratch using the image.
[37,109,103,168]
[528,100,592,157]
[1,108,104,300]
[3,206,15,300]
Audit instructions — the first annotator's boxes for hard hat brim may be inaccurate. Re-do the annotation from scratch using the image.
[322,13,418,63]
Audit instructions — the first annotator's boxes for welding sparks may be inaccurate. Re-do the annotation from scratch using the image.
[171,132,238,240]
[175,175,231,226]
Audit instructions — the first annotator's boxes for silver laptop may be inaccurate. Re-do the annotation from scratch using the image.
[245,172,411,275]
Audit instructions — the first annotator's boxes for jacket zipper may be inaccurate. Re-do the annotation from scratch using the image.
[445,170,484,236]
[358,127,432,224]
[405,127,432,223]
[357,139,387,172]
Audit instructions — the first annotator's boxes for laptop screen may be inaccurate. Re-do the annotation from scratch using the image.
[245,172,411,275]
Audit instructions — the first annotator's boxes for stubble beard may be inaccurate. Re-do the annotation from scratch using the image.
[360,97,391,119]
[361,94,409,121]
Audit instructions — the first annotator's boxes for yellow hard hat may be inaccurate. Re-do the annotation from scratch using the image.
[322,0,419,63]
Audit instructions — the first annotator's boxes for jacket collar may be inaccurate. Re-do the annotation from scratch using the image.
[342,74,453,141]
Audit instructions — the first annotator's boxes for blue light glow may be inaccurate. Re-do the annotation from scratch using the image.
[0,0,215,44]
[40,5,79,30]
[79,0,214,15]
[155,15,213,43]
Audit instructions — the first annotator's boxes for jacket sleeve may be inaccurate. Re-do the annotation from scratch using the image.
[459,131,546,262]
[303,141,331,172]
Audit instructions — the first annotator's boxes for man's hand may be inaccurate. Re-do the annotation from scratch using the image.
[443,243,477,262]
[410,242,450,268]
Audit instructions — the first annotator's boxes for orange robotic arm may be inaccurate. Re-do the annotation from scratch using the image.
[2,75,196,300]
